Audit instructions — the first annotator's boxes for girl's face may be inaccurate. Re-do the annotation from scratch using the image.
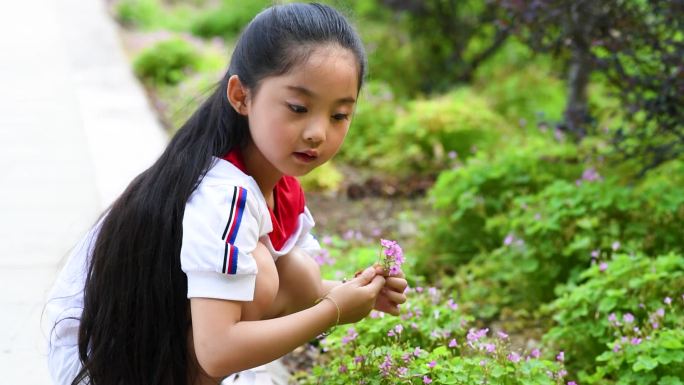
[241,45,359,179]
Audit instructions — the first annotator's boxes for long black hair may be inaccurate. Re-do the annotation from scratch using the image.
[71,3,366,385]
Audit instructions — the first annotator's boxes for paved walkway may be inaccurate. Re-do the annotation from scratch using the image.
[0,0,167,383]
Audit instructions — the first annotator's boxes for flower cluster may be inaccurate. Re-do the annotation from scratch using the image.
[379,239,405,276]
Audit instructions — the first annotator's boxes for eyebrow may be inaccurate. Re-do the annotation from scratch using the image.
[286,85,356,104]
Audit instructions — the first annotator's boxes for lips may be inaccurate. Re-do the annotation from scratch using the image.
[293,150,318,163]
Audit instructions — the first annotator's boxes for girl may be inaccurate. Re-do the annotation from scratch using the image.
[45,3,408,385]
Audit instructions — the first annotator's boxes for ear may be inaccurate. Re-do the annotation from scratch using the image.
[226,75,250,115]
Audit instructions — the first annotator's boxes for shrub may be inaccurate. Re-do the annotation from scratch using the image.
[133,38,201,86]
[543,253,684,383]
[114,0,161,28]
[443,164,684,319]
[373,88,512,177]
[337,81,400,167]
[418,138,581,275]
[294,286,568,385]
[190,0,269,39]
[298,162,344,193]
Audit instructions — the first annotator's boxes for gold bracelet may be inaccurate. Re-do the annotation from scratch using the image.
[315,295,340,337]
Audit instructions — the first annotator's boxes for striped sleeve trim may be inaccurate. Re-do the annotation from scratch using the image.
[221,186,248,275]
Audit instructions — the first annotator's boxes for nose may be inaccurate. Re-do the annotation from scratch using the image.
[303,117,327,145]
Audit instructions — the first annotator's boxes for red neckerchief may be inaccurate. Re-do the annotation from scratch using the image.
[222,150,305,251]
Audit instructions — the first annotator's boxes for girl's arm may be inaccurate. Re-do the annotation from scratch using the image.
[190,266,385,378]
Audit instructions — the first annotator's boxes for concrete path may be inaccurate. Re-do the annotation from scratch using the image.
[0,0,167,383]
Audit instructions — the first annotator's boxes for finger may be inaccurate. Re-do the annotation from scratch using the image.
[353,267,377,286]
[384,277,408,292]
[380,288,407,305]
[364,275,386,295]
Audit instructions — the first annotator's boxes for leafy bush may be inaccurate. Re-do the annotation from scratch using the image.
[445,168,684,318]
[419,138,580,274]
[337,81,400,167]
[298,162,344,193]
[115,0,161,28]
[133,38,201,85]
[114,0,197,31]
[474,62,566,125]
[373,88,512,177]
[190,0,269,39]
[294,285,568,385]
[543,253,684,383]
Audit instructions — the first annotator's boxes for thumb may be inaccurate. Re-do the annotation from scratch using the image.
[364,275,386,296]
[353,267,376,286]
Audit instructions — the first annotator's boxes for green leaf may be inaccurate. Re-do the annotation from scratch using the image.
[658,376,683,385]
[633,356,659,372]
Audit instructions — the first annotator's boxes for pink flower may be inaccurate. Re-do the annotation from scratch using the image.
[483,343,496,353]
[379,354,392,377]
[556,351,565,362]
[558,369,567,378]
[613,343,621,353]
[423,376,432,384]
[591,249,600,258]
[448,339,458,348]
[656,308,665,317]
[623,313,635,324]
[599,262,608,272]
[447,298,458,310]
[568,382,577,385]
[341,328,358,345]
[504,234,515,246]
[427,360,436,368]
[338,364,348,373]
[631,337,642,345]
[508,352,521,363]
[413,347,422,357]
[467,328,489,342]
[612,241,621,251]
[354,355,365,364]
[530,348,541,359]
[397,367,408,376]
[395,324,404,334]
[498,331,509,339]
[664,297,672,305]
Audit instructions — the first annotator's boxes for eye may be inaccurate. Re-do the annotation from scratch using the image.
[287,103,307,113]
[332,113,349,121]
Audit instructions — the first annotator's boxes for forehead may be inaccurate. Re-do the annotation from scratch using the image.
[261,45,359,99]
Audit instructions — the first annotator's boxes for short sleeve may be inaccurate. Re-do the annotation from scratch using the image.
[181,184,261,301]
[295,206,322,256]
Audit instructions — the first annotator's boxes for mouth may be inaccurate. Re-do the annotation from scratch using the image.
[293,151,318,163]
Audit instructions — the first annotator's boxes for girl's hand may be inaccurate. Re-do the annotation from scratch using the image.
[373,266,408,316]
[325,266,386,324]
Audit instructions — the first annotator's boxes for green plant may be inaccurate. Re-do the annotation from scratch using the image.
[419,138,580,275]
[373,88,512,177]
[543,253,684,383]
[298,162,345,193]
[295,286,568,385]
[190,0,270,39]
[133,38,201,85]
[337,81,400,166]
[448,169,684,319]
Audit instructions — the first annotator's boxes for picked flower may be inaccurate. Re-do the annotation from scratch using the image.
[380,238,405,273]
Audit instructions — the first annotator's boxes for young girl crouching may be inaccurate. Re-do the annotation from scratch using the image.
[46,3,407,385]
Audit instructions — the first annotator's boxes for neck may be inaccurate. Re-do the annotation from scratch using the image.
[241,141,282,203]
